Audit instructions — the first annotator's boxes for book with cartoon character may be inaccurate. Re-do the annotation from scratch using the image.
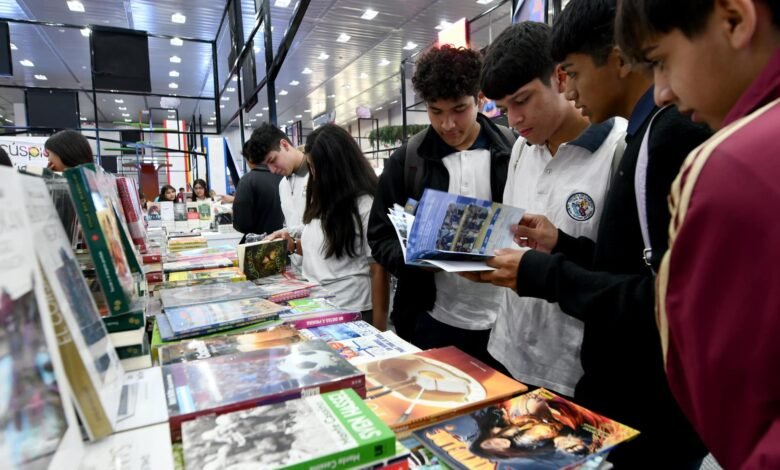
[413,388,640,470]
[163,339,366,441]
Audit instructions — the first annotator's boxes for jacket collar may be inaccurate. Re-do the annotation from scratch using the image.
[723,48,780,126]
[417,113,513,160]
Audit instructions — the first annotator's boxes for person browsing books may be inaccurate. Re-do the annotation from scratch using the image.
[191,178,215,202]
[293,124,389,329]
[232,141,284,243]
[156,184,177,202]
[44,129,94,171]
[367,45,516,367]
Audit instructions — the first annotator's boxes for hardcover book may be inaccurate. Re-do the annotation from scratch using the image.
[357,347,527,434]
[164,297,288,337]
[115,176,148,252]
[300,320,381,341]
[237,239,289,280]
[181,389,395,470]
[159,280,265,310]
[163,339,366,441]
[413,388,640,470]
[158,325,307,365]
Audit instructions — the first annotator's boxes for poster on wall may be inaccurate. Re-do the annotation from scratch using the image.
[513,0,547,23]
[0,137,50,169]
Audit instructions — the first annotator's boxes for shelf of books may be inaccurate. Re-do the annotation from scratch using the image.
[0,164,640,470]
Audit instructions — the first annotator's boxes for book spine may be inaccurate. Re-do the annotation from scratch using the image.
[115,343,147,359]
[286,311,362,330]
[142,252,162,264]
[102,310,145,333]
[64,168,131,314]
[146,271,164,283]
[268,288,312,303]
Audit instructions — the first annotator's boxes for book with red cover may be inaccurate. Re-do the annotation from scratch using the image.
[357,347,527,435]
[115,177,147,253]
[284,310,363,330]
[163,339,366,441]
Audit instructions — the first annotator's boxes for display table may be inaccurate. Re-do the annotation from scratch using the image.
[200,230,243,249]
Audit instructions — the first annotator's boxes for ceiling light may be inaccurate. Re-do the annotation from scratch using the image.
[435,20,454,30]
[118,106,127,110]
[274,0,291,6]
[337,33,351,43]
[476,0,495,3]
[80,27,91,37]
[227,87,235,92]
[168,82,178,89]
[121,113,130,117]
[170,55,181,63]
[359,72,368,79]
[169,70,179,77]
[327,94,336,98]
[289,80,299,86]
[170,37,183,46]
[255,113,263,117]
[376,106,383,111]
[262,107,269,110]
[9,43,17,50]
[390,100,398,104]
[124,118,131,122]
[232,75,238,82]
[361,9,378,20]
[19,59,34,67]
[253,46,260,53]
[250,118,257,122]
[403,41,418,50]
[220,105,225,108]
[379,59,391,66]
[171,13,186,24]
[67,1,85,12]
[304,109,311,112]
[287,120,294,123]
[221,96,230,101]
[317,52,330,60]
[302,67,312,74]
[80,117,87,121]
[295,114,302,119]
[34,74,47,80]
[279,90,288,96]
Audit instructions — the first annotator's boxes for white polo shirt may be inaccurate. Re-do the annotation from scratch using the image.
[279,163,309,238]
[489,117,627,396]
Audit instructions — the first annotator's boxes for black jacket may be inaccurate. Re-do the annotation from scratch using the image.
[515,106,712,466]
[368,114,515,320]
[232,165,284,238]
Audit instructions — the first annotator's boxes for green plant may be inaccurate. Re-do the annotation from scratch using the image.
[368,124,428,147]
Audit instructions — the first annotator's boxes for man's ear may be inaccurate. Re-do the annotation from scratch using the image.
[716,0,757,50]
[612,46,633,79]
[554,64,567,93]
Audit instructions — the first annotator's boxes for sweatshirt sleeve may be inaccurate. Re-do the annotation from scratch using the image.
[231,175,255,234]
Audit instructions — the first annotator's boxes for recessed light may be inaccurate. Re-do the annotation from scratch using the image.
[317,52,329,60]
[301,67,312,74]
[274,0,291,6]
[336,33,351,43]
[115,99,124,103]
[379,59,391,66]
[304,109,311,112]
[121,113,130,117]
[220,105,225,108]
[19,59,34,67]
[34,74,47,80]
[9,43,17,50]
[262,107,269,110]
[118,106,127,110]
[327,94,336,98]
[80,27,91,37]
[289,80,299,86]
[361,9,378,20]
[255,113,263,117]
[169,82,178,89]
[227,87,235,92]
[390,100,398,104]
[170,37,183,46]
[232,76,238,82]
[279,90,288,96]
[221,96,230,101]
[342,84,351,89]
[476,0,495,4]
[80,117,87,121]
[295,114,302,119]
[287,120,294,123]
[403,41,418,50]
[170,55,181,63]
[359,72,368,79]
[171,13,186,24]
[435,20,454,30]
[67,1,85,12]
[169,70,179,77]
[250,118,257,122]
[376,106,383,111]
[124,118,132,122]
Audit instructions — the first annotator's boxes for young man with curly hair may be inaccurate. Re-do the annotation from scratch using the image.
[367,45,515,367]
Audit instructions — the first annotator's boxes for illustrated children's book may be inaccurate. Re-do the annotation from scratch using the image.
[237,239,289,280]
[181,389,395,470]
[413,388,640,470]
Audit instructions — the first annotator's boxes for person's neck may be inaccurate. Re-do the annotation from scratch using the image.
[547,104,589,156]
[620,73,655,119]
[453,120,482,151]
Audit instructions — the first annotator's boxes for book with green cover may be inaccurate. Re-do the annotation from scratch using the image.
[237,239,288,280]
[181,388,395,470]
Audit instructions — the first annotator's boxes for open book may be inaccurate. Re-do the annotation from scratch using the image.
[388,189,525,272]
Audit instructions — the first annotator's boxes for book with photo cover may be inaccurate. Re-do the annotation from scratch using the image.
[158,325,307,365]
[163,255,235,273]
[328,331,421,365]
[389,189,526,272]
[181,389,395,470]
[164,297,288,337]
[163,339,366,441]
[413,388,640,470]
[159,280,264,310]
[357,346,527,435]
[300,320,381,341]
[116,176,148,252]
[152,313,283,354]
[238,239,289,280]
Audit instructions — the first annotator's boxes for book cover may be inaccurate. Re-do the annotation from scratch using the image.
[357,347,527,434]
[163,255,235,273]
[164,297,288,336]
[146,202,163,229]
[328,331,421,365]
[158,325,307,365]
[254,278,318,298]
[17,172,125,441]
[93,166,143,275]
[413,388,640,470]
[159,201,175,230]
[186,202,201,230]
[159,280,264,310]
[165,244,237,262]
[163,339,366,441]
[174,203,187,222]
[115,176,148,252]
[182,389,395,470]
[80,423,174,470]
[197,202,213,229]
[166,267,246,287]
[238,239,289,280]
[285,297,343,315]
[284,311,363,330]
[300,320,381,341]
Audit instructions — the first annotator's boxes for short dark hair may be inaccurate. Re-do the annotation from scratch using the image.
[242,122,288,164]
[0,146,11,167]
[44,129,93,168]
[551,0,616,65]
[412,45,482,102]
[481,22,556,100]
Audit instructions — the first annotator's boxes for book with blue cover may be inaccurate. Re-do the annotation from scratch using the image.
[164,297,288,337]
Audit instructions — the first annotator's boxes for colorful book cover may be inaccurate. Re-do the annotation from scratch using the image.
[166,267,246,287]
[158,325,307,365]
[357,347,528,434]
[254,278,318,298]
[284,311,363,330]
[284,297,343,315]
[238,239,289,280]
[300,320,381,341]
[163,339,366,441]
[163,255,235,273]
[328,331,421,365]
[146,202,163,229]
[115,176,148,252]
[165,297,288,336]
[165,244,237,262]
[159,280,264,310]
[173,203,187,222]
[181,389,395,470]
[413,388,640,470]
[64,166,136,313]
[152,314,283,355]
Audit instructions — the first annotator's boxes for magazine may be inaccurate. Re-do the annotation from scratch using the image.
[388,189,526,272]
[413,388,640,470]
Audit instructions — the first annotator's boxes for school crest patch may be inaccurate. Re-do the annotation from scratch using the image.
[566,192,595,221]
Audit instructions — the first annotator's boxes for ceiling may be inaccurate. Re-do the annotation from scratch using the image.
[0,0,514,133]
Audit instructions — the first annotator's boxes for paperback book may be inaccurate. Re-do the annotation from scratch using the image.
[159,280,264,310]
[163,339,366,441]
[283,310,363,330]
[116,176,148,252]
[164,297,288,337]
[413,388,640,470]
[166,267,246,287]
[165,244,237,262]
[151,314,283,356]
[328,331,421,365]
[163,255,235,273]
[300,320,381,341]
[146,202,163,229]
[357,346,527,434]
[237,239,289,280]
[181,389,395,470]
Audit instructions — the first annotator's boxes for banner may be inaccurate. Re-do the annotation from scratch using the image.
[0,137,50,169]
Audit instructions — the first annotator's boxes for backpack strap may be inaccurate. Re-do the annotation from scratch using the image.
[403,130,428,199]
